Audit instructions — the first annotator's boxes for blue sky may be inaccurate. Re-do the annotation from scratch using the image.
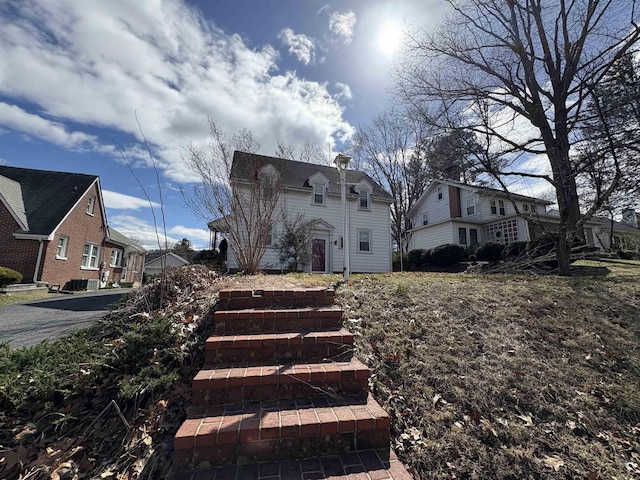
[0,0,447,250]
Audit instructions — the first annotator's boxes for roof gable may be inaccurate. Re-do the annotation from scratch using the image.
[230,151,393,202]
[0,165,99,236]
[0,175,28,230]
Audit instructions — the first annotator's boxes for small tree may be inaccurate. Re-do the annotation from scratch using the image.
[181,120,282,274]
[171,238,195,262]
[275,212,318,272]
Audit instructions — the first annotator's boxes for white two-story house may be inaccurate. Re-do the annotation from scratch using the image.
[407,180,556,250]
[223,151,393,273]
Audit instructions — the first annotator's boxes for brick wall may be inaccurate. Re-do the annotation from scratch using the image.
[39,183,107,286]
[0,205,41,281]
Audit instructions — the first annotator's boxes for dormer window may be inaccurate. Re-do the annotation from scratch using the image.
[312,182,325,205]
[358,189,371,210]
[86,196,95,215]
[531,203,537,213]
[498,200,506,216]
[523,203,529,212]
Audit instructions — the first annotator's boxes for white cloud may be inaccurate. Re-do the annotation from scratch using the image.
[109,214,179,251]
[0,0,353,182]
[168,225,211,245]
[334,82,353,100]
[0,102,99,150]
[102,189,161,210]
[329,10,357,44]
[278,28,316,65]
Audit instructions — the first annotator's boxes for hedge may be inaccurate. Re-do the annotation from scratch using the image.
[0,267,23,288]
[430,244,465,266]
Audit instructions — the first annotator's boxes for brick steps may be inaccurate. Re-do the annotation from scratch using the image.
[192,358,371,406]
[218,287,335,310]
[204,329,354,364]
[173,287,413,479]
[214,306,344,334]
[176,449,413,480]
[175,395,390,466]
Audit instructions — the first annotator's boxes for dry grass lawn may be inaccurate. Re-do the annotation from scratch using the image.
[332,264,640,479]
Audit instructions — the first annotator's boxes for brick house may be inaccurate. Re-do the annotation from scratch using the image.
[0,165,144,289]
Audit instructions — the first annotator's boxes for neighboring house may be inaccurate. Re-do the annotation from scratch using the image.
[408,180,556,251]
[221,151,394,273]
[0,165,143,289]
[588,210,640,252]
[408,179,638,252]
[105,227,146,286]
[143,252,190,276]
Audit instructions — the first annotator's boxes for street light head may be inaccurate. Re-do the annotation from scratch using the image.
[333,153,351,171]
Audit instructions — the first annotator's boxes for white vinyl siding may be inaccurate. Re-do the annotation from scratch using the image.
[227,187,392,273]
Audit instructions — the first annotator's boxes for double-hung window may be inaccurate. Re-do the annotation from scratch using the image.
[470,228,478,245]
[56,236,68,260]
[458,228,468,245]
[312,183,325,205]
[359,189,370,210]
[498,200,506,216]
[86,196,95,215]
[81,243,100,269]
[437,186,443,200]
[466,197,476,216]
[422,212,429,226]
[490,199,497,215]
[110,249,122,267]
[358,230,371,252]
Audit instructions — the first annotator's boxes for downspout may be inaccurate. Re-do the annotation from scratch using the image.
[33,239,45,283]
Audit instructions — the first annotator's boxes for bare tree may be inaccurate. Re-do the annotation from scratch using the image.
[275,211,318,271]
[349,110,429,251]
[274,140,333,165]
[577,51,640,217]
[397,0,640,274]
[181,120,281,274]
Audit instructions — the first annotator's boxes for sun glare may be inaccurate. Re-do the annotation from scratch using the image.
[377,21,403,56]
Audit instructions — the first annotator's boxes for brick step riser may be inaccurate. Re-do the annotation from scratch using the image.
[214,315,343,335]
[193,378,369,407]
[175,429,391,468]
[219,297,336,310]
[204,343,353,365]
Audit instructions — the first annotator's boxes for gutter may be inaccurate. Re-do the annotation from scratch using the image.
[33,239,45,283]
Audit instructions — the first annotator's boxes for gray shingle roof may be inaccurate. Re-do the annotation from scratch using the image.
[107,227,146,252]
[0,165,98,235]
[230,151,393,201]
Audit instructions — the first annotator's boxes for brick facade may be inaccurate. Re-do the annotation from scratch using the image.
[0,205,41,282]
[40,183,107,286]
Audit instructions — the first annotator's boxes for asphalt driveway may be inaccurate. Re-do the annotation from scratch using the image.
[0,289,132,349]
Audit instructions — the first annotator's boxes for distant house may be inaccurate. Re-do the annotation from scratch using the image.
[217,151,393,273]
[407,179,622,251]
[0,165,144,289]
[143,252,190,276]
[408,180,556,250]
[105,227,146,286]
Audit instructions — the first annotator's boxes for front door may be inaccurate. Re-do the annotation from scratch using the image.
[312,238,327,272]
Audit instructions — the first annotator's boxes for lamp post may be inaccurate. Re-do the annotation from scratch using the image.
[334,154,352,282]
